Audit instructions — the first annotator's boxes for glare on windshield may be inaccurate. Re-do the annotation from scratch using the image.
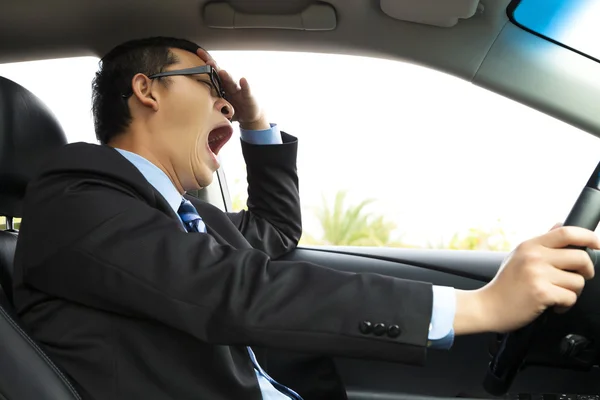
[510,0,600,62]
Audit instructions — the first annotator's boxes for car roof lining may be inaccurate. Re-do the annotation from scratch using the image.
[2,0,600,140]
[0,0,509,78]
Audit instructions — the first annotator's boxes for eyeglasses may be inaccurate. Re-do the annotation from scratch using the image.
[122,65,226,98]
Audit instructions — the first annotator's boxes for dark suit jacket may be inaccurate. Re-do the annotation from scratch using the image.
[12,133,434,400]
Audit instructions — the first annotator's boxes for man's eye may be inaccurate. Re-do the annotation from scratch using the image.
[197,80,220,97]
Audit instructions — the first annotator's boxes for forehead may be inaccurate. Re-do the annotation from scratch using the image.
[169,48,206,69]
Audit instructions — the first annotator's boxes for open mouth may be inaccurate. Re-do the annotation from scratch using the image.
[207,124,233,156]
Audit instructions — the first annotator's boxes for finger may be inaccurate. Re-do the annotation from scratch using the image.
[550,222,563,231]
[196,47,209,60]
[203,58,218,71]
[239,77,252,98]
[196,48,218,69]
[204,58,220,72]
[554,305,571,314]
[219,70,240,91]
[538,226,600,250]
[548,285,578,310]
[548,267,586,294]
[196,48,213,64]
[542,247,595,279]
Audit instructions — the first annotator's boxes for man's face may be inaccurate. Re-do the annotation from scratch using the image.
[149,48,235,191]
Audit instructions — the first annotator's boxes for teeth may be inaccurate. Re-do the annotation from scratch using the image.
[209,132,227,143]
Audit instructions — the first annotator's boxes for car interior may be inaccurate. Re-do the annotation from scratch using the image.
[1,0,600,399]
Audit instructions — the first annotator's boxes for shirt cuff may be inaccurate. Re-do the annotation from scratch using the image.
[427,286,456,350]
[239,123,282,145]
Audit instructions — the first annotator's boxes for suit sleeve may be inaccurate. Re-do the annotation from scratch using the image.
[17,172,433,366]
[226,132,302,259]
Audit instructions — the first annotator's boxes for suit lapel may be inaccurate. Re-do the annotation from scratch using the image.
[151,187,187,233]
[185,196,233,245]
[156,190,228,243]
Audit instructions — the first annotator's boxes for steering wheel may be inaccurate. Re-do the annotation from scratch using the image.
[483,160,600,396]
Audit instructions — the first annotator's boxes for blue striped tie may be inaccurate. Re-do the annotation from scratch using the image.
[178,198,207,233]
[176,197,303,400]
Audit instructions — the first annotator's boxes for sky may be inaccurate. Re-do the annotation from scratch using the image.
[1,50,599,247]
[513,0,600,62]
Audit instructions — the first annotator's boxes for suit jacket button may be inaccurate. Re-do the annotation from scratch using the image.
[388,325,401,338]
[359,321,373,334]
[373,323,386,336]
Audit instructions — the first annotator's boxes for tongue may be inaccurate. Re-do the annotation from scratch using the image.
[209,140,219,154]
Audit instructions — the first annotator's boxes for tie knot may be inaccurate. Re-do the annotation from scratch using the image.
[177,198,206,233]
[178,199,199,222]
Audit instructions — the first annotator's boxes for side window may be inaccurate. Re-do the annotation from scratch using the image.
[0,56,99,144]
[214,51,600,250]
[0,217,20,230]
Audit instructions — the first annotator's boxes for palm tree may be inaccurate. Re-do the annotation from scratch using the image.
[302,190,400,247]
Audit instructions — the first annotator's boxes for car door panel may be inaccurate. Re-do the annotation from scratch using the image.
[278,247,600,398]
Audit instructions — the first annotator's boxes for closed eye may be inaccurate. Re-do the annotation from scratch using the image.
[196,79,212,88]
[195,79,219,97]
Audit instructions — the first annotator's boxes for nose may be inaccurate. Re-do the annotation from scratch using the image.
[216,98,234,120]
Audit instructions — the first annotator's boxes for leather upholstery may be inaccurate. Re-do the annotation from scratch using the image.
[0,76,79,399]
[0,230,17,304]
[0,294,82,400]
[0,76,67,217]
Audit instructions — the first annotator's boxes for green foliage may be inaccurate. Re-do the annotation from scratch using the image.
[301,190,513,251]
[0,216,21,230]
[300,190,403,247]
[229,185,513,251]
[446,224,512,251]
[231,192,248,211]
[229,178,248,211]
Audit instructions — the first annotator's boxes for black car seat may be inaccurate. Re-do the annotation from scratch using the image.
[0,75,81,400]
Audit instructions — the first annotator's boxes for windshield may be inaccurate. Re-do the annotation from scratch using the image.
[509,0,600,62]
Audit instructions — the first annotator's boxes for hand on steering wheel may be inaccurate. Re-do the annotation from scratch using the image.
[481,161,600,395]
[479,226,597,333]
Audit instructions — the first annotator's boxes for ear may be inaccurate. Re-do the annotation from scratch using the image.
[130,73,159,111]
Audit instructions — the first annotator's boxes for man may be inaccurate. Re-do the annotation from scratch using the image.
[12,37,599,400]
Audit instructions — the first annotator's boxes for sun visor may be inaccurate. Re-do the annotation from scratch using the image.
[380,0,483,28]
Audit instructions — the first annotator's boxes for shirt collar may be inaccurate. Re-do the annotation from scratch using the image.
[113,148,182,215]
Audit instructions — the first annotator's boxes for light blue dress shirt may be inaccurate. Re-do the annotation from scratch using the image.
[115,123,455,399]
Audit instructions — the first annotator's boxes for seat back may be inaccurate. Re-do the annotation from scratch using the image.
[0,75,80,400]
[0,229,17,305]
[0,293,82,400]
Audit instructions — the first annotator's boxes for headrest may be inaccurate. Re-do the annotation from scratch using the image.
[0,76,68,217]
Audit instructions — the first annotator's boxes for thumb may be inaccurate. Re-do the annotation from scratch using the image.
[550,222,563,231]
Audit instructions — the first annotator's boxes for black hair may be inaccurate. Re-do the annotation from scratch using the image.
[92,37,201,144]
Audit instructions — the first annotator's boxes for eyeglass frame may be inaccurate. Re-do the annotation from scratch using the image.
[121,65,226,99]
